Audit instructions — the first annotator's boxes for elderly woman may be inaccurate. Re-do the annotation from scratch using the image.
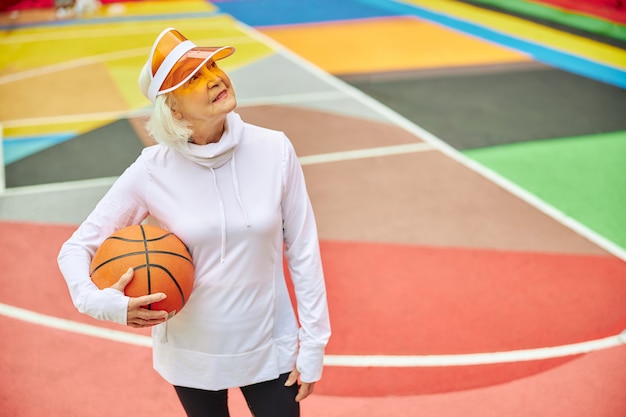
[57,28,331,417]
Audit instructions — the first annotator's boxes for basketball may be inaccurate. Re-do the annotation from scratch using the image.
[90,224,194,315]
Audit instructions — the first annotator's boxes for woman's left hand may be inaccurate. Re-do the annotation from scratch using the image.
[284,368,315,402]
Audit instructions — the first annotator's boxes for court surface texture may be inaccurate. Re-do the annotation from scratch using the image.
[1,1,626,416]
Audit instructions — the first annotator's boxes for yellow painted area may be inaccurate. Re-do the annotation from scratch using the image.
[5,121,112,139]
[261,17,531,75]
[0,62,130,137]
[0,15,245,73]
[0,1,216,26]
[405,0,626,70]
[0,13,274,138]
[100,0,217,16]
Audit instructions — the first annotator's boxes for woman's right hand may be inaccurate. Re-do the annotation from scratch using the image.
[110,267,169,328]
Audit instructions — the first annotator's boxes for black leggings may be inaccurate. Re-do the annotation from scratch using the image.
[174,373,300,417]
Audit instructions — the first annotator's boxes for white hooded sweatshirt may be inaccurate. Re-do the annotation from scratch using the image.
[57,111,331,390]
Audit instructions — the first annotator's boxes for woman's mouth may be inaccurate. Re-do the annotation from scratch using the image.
[213,90,228,103]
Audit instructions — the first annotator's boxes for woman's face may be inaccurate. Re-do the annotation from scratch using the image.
[170,60,236,124]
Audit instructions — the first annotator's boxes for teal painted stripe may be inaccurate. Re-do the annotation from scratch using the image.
[357,0,626,89]
[3,133,75,165]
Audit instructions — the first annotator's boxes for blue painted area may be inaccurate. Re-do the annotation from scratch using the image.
[3,133,75,165]
[215,0,626,89]
[369,0,626,89]
[212,0,399,27]
[4,1,622,88]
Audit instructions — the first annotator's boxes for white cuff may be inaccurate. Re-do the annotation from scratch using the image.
[80,288,129,325]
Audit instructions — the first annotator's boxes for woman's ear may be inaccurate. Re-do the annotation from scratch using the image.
[165,93,183,120]
[169,99,184,120]
[172,109,183,120]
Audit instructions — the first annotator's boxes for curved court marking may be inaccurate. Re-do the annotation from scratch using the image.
[2,302,625,367]
[323,336,626,366]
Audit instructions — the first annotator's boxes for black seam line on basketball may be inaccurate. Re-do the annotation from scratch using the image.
[148,264,187,307]
[89,251,193,275]
[140,225,152,310]
[126,264,186,306]
[106,234,175,243]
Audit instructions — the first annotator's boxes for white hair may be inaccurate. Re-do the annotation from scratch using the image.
[145,94,193,147]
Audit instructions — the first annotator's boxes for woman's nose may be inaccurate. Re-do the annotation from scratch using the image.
[199,67,220,85]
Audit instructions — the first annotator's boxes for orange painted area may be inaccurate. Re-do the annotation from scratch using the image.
[0,62,131,137]
[261,17,531,75]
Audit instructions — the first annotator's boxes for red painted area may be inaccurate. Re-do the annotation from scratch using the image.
[321,240,626,355]
[0,316,185,417]
[317,240,626,395]
[1,1,53,12]
[533,0,626,24]
[2,221,626,400]
[1,0,136,11]
[0,221,144,332]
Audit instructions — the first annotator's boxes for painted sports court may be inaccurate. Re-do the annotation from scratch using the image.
[1,0,625,416]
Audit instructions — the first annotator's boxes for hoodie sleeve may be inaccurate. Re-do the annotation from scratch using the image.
[280,135,331,383]
[57,157,150,324]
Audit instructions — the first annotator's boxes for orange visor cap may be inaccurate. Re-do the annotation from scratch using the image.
[140,28,235,102]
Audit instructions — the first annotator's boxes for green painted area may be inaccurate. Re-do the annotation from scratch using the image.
[463,131,626,250]
[464,0,626,41]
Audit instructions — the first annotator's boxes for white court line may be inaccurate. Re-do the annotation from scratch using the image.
[0,144,432,196]
[0,20,237,44]
[0,122,4,193]
[0,303,151,347]
[240,22,626,262]
[0,35,252,86]
[3,18,624,263]
[0,49,146,85]
[1,22,625,369]
[299,142,434,165]
[1,91,346,128]
[1,108,153,129]
[325,334,626,367]
[0,176,118,196]
[1,302,624,367]
[238,91,348,107]
[4,22,624,262]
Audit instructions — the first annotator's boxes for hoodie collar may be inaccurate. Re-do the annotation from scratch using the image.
[173,111,243,169]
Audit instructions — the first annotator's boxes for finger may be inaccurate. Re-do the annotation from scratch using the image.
[295,382,314,402]
[127,315,168,328]
[110,267,134,292]
[129,292,167,309]
[284,369,300,387]
[129,306,169,321]
[127,306,169,327]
